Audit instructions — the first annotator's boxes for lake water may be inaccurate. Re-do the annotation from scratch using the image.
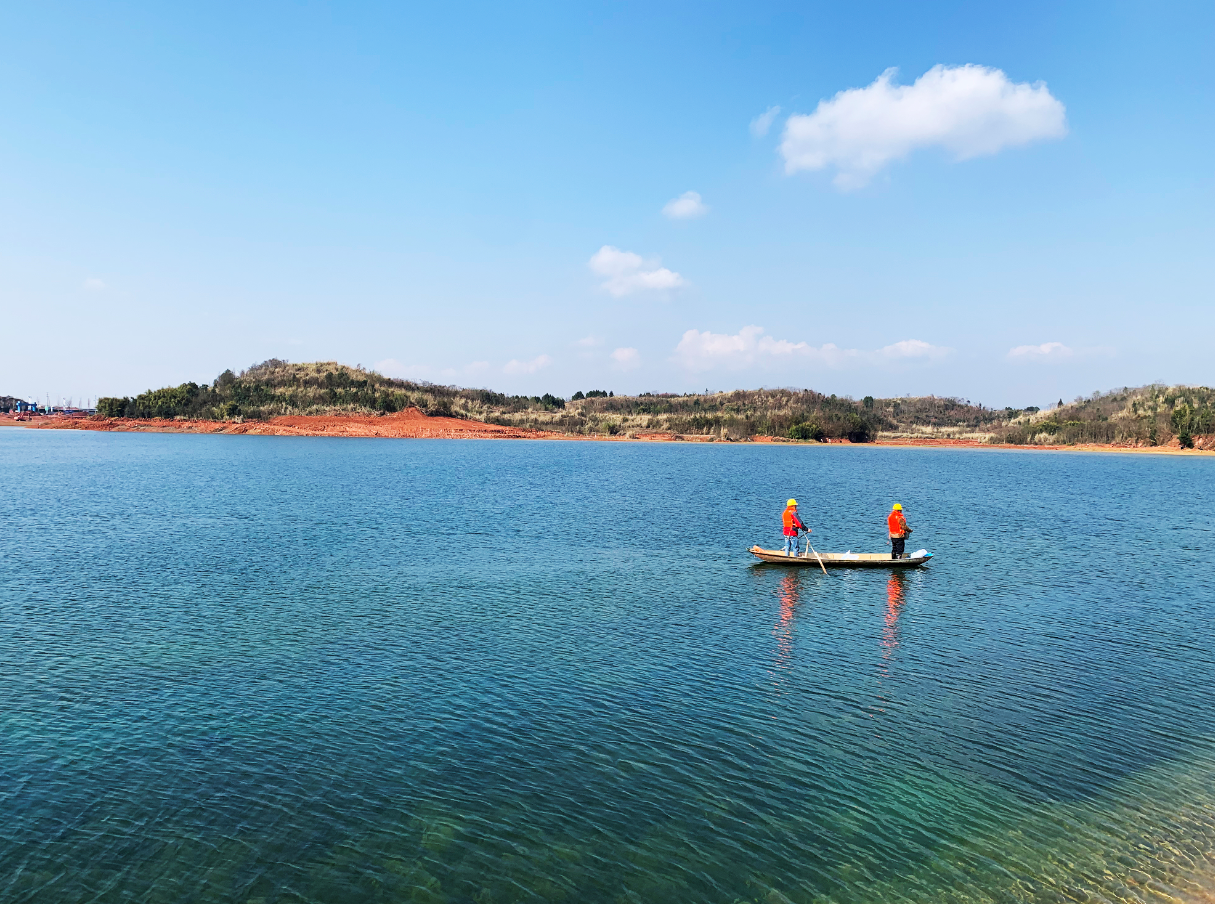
[2,428,1214,904]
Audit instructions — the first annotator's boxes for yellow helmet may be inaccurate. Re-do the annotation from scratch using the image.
[787,498,797,507]
[892,503,902,510]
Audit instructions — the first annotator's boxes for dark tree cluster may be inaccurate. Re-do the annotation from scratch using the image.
[555,388,888,442]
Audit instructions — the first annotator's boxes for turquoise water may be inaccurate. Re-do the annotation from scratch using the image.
[2,429,1214,904]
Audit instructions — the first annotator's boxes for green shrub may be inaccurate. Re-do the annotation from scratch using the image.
[97,397,129,418]
[845,414,871,443]
[789,421,824,441]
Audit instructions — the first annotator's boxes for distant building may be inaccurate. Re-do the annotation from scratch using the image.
[3,398,36,414]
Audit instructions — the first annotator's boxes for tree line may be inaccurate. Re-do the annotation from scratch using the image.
[96,360,572,422]
[95,359,1212,446]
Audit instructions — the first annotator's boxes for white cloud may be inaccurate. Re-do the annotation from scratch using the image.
[503,354,553,375]
[1007,341,1073,361]
[610,347,641,371]
[662,191,708,220]
[780,64,1067,189]
[575,336,602,347]
[589,245,685,296]
[673,326,951,372]
[750,105,782,137]
[878,339,952,360]
[83,277,106,291]
[674,326,847,372]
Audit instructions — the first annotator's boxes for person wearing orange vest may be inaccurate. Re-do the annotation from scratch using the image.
[782,499,810,556]
[887,503,912,559]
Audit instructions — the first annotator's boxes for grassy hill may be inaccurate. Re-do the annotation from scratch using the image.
[987,385,1215,448]
[96,359,1214,447]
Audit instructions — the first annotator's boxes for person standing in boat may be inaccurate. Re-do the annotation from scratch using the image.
[782,499,811,557]
[888,503,912,560]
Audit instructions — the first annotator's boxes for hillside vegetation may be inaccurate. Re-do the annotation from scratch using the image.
[95,360,1214,446]
[988,385,1215,449]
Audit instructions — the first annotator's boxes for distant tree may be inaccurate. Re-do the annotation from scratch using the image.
[97,397,129,417]
[844,415,867,442]
[1172,404,1194,448]
[571,391,585,401]
[863,396,874,409]
[789,421,824,441]
[540,393,565,409]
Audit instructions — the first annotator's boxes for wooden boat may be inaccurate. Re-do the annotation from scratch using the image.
[748,546,934,568]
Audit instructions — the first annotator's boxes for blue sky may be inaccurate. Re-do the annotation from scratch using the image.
[1,0,1212,408]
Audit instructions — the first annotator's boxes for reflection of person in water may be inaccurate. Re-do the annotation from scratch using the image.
[882,571,906,658]
[778,570,801,626]
[772,570,802,684]
[872,571,908,722]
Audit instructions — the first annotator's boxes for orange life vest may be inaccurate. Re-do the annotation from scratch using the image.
[782,507,804,537]
[887,510,908,538]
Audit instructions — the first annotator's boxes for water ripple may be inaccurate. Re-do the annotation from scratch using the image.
[2,432,1214,902]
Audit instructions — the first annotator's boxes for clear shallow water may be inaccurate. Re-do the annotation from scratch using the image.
[2,429,1214,904]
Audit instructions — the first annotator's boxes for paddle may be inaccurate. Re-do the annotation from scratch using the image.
[803,529,827,575]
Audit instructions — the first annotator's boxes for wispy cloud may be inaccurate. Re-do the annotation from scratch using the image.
[375,358,490,381]
[374,358,427,379]
[1007,342,1118,364]
[780,64,1067,189]
[878,339,952,360]
[589,246,685,297]
[83,277,107,291]
[1007,341,1073,362]
[750,105,782,138]
[673,326,951,372]
[503,354,553,375]
[610,347,641,371]
[662,191,708,220]
[575,335,602,348]
[674,326,846,372]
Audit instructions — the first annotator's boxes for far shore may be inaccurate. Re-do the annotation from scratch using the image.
[5,412,1212,456]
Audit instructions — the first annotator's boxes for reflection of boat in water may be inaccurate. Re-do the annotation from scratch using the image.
[748,546,933,568]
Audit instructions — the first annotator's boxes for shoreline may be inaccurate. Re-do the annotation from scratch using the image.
[5,413,1212,456]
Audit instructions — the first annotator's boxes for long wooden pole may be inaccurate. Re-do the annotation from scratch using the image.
[806,534,827,574]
